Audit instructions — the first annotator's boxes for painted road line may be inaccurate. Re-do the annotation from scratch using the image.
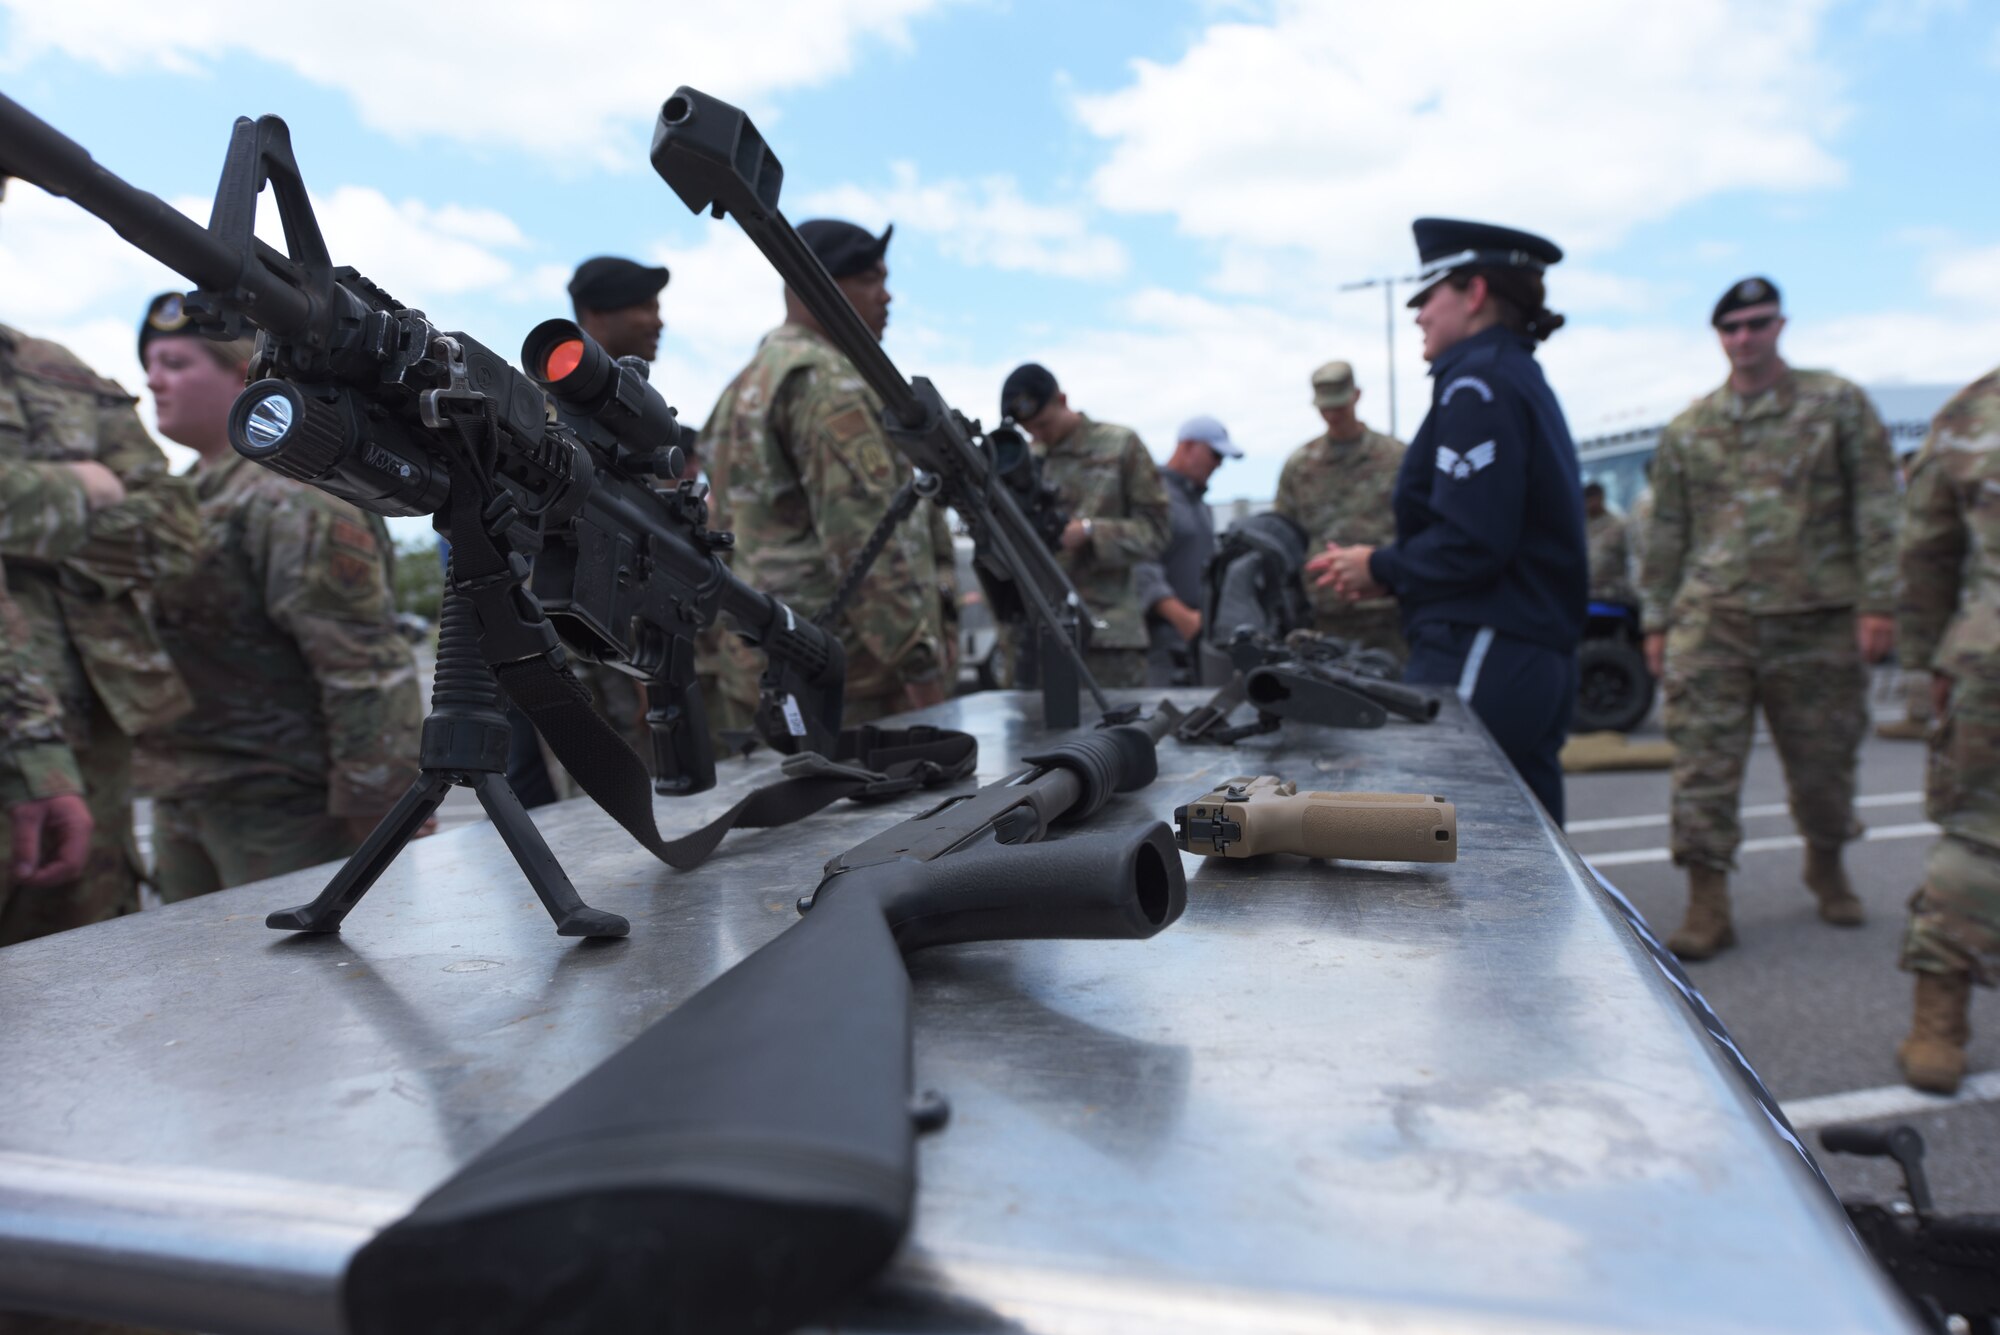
[1587,821,1941,868]
[1783,1068,2000,1132]
[1569,791,1923,835]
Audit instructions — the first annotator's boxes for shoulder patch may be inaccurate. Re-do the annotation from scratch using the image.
[328,516,379,555]
[824,405,873,445]
[1440,376,1495,405]
[1436,441,1498,480]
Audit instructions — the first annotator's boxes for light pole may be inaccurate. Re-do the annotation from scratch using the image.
[1337,273,1418,438]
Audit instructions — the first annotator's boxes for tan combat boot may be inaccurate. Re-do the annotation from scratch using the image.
[1874,718,1929,741]
[1803,844,1866,926]
[1667,866,1734,960]
[1897,971,1973,1095]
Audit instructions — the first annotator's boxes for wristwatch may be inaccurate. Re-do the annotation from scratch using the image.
[1080,517,1094,543]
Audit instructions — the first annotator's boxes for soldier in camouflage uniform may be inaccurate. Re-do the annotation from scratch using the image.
[0,307,197,944]
[1274,360,1406,660]
[1583,482,1636,605]
[131,295,422,899]
[1,460,109,899]
[1000,362,1171,688]
[1891,365,2000,1093]
[1639,277,1899,959]
[699,220,949,728]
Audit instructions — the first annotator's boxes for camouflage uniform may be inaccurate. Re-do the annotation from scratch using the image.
[134,452,423,900]
[699,324,946,724]
[1896,367,2000,984]
[1586,510,1636,605]
[1639,369,1898,870]
[1271,426,1406,660]
[0,326,196,945]
[1034,414,1171,688]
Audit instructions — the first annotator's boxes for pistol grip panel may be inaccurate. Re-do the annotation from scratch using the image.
[1179,779,1456,863]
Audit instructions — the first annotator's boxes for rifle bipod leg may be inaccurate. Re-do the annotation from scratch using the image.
[266,587,629,939]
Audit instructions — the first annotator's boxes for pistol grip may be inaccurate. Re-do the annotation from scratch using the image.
[649,673,716,796]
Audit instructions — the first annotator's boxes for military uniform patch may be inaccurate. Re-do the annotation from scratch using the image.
[328,516,378,556]
[824,405,872,444]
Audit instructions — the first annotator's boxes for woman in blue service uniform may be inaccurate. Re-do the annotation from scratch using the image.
[1309,218,1587,823]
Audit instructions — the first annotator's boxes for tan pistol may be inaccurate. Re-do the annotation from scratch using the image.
[1174,775,1457,862]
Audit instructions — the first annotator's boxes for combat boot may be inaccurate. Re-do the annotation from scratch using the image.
[1667,866,1734,960]
[1874,718,1929,741]
[1897,971,1973,1095]
[1803,844,1866,926]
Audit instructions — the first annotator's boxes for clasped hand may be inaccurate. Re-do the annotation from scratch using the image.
[1303,542,1383,601]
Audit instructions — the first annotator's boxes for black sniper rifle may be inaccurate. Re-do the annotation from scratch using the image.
[650,88,1110,729]
[0,94,870,937]
[344,709,1187,1334]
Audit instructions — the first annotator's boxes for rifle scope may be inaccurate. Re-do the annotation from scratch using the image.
[523,319,690,477]
[228,379,451,518]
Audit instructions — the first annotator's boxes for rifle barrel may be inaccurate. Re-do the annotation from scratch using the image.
[0,93,314,335]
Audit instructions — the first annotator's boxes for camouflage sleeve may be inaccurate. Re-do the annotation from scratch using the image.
[1896,442,1965,672]
[1271,453,1304,528]
[1843,387,1900,615]
[60,471,201,598]
[0,575,83,806]
[0,459,91,564]
[252,491,423,817]
[1086,432,1172,568]
[789,376,943,678]
[1637,427,1690,632]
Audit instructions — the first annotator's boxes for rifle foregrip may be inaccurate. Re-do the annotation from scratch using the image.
[1175,776,1456,863]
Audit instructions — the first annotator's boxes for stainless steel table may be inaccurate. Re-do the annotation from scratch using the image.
[0,691,1912,1333]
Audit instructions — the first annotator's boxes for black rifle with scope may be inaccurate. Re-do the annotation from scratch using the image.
[0,93,862,936]
[650,87,1111,728]
[343,708,1187,1335]
[0,93,843,788]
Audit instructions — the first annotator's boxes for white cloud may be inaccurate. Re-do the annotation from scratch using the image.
[1072,0,1846,282]
[1926,241,2000,305]
[802,162,1128,280]
[0,0,950,167]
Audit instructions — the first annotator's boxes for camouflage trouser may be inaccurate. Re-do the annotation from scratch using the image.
[1310,606,1408,667]
[1663,606,1865,870]
[1902,681,2000,983]
[0,696,140,947]
[152,774,360,902]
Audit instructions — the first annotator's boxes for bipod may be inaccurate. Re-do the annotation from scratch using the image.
[266,588,629,939]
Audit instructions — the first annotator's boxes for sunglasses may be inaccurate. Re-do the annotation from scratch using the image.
[1716,315,1779,335]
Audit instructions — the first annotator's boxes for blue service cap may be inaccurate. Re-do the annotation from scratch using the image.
[1407,218,1562,306]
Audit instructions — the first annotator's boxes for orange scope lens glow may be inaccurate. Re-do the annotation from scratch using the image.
[543,339,585,382]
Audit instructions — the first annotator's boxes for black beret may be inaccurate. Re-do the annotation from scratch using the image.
[1001,362,1058,423]
[567,255,670,312]
[1711,276,1782,326]
[1407,217,1562,306]
[138,291,193,362]
[796,218,893,279]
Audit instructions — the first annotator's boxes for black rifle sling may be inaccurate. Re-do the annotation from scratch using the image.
[439,415,973,871]
[814,471,925,627]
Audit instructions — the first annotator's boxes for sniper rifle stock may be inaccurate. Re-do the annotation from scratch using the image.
[345,711,1187,1333]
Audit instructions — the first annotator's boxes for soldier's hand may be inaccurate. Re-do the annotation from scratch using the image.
[1857,614,1895,664]
[902,676,950,711]
[1931,671,1954,723]
[10,793,94,888]
[63,461,127,511]
[1155,597,1202,642]
[1059,518,1091,554]
[1644,632,1666,679]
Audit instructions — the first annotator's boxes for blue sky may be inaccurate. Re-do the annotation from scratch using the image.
[3,0,1997,521]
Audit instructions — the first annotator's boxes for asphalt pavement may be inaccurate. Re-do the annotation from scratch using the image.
[1569,672,1999,1218]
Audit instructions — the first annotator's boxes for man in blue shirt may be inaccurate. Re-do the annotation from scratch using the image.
[1310,218,1587,822]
